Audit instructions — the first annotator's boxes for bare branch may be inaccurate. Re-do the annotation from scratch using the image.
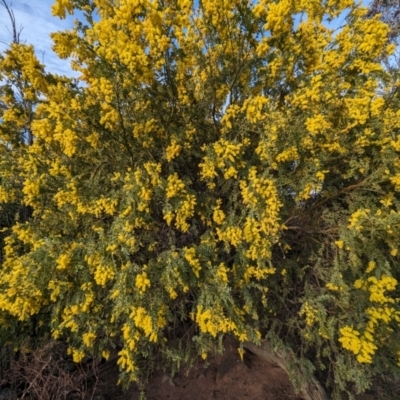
[0,0,23,44]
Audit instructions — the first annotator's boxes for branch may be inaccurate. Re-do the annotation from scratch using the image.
[0,0,23,44]
[244,340,330,400]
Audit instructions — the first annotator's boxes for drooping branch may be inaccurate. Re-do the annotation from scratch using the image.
[244,340,330,400]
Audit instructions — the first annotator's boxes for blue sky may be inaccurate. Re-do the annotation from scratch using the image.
[0,0,78,76]
[0,0,372,78]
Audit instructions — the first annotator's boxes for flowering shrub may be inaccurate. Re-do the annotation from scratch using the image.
[1,0,400,398]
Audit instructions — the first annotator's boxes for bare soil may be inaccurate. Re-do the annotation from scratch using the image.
[3,339,395,400]
[89,342,391,400]
[92,341,302,400]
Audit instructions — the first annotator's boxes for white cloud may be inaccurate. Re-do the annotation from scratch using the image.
[0,0,79,77]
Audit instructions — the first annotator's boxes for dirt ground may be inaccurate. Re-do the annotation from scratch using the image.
[2,339,389,400]
[92,341,302,400]
[90,343,386,400]
[131,352,298,400]
[0,338,301,400]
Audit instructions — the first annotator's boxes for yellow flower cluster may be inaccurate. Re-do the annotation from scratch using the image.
[22,179,40,207]
[353,15,391,57]
[215,263,229,284]
[199,156,218,183]
[241,96,269,124]
[175,194,196,232]
[117,348,137,374]
[61,306,79,333]
[135,271,151,293]
[130,306,157,343]
[195,305,237,338]
[343,272,399,364]
[325,282,340,291]
[52,0,74,19]
[366,261,376,273]
[390,174,400,190]
[54,128,78,157]
[348,209,370,231]
[94,264,115,286]
[243,265,275,282]
[264,0,292,36]
[216,226,243,247]
[239,168,282,250]
[68,347,85,363]
[122,323,140,351]
[275,146,299,163]
[0,187,16,203]
[243,217,260,243]
[221,104,240,130]
[165,139,182,162]
[354,274,397,304]
[94,197,118,217]
[240,168,280,211]
[82,332,96,348]
[366,306,397,325]
[209,139,244,180]
[56,244,78,270]
[299,302,318,326]
[166,173,186,199]
[305,114,331,135]
[183,247,202,278]
[0,235,44,320]
[212,199,226,225]
[339,326,377,364]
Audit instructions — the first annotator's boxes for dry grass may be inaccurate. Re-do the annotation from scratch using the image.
[1,339,101,400]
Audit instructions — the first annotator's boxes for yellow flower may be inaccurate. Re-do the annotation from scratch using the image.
[366,261,376,273]
[71,348,85,363]
[299,302,318,326]
[183,247,202,278]
[216,263,229,283]
[135,272,151,293]
[130,307,156,341]
[165,139,182,162]
[354,279,365,290]
[326,282,340,291]
[82,332,96,348]
[335,240,344,249]
[166,173,186,198]
[56,253,70,270]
